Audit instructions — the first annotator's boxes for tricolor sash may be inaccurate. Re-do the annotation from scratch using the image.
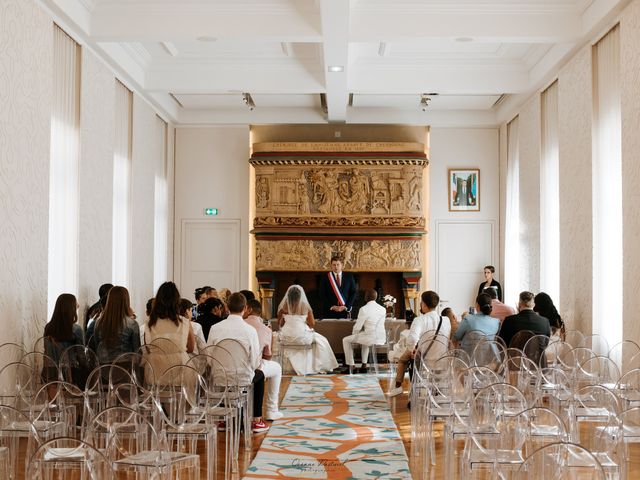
[328,272,346,306]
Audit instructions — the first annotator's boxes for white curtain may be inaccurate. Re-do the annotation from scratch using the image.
[48,25,80,316]
[592,25,622,347]
[153,116,168,291]
[113,81,133,286]
[504,117,520,308]
[540,81,560,305]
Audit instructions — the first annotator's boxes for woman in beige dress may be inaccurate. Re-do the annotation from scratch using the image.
[144,282,195,382]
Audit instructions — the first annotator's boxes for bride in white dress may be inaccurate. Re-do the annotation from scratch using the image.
[277,285,339,375]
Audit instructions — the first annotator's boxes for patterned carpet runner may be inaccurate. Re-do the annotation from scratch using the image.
[243,375,411,479]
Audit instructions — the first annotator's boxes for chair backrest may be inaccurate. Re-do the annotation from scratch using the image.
[154,365,207,426]
[0,361,37,408]
[580,334,609,356]
[212,338,252,386]
[517,406,568,451]
[87,405,162,457]
[577,355,621,387]
[0,342,26,365]
[112,351,154,388]
[615,367,640,407]
[563,330,585,348]
[26,436,116,479]
[0,404,41,467]
[509,330,536,351]
[522,334,551,367]
[608,340,640,374]
[516,442,606,479]
[542,340,573,369]
[20,351,59,384]
[458,329,488,358]
[59,344,99,389]
[472,340,507,377]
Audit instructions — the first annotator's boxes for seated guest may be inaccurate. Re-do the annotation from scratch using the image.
[453,293,500,356]
[87,286,140,364]
[44,294,84,380]
[240,289,256,302]
[342,289,386,372]
[498,291,551,349]
[277,285,339,375]
[244,299,283,421]
[387,312,415,364]
[203,286,217,299]
[196,297,224,341]
[207,292,270,433]
[390,291,450,397]
[144,282,195,378]
[441,307,459,340]
[478,265,503,302]
[534,292,564,336]
[85,283,112,330]
[180,298,205,355]
[484,287,516,323]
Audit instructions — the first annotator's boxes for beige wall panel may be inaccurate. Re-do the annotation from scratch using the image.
[621,1,640,346]
[558,47,593,334]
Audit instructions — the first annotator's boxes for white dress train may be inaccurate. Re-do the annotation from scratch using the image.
[279,314,339,375]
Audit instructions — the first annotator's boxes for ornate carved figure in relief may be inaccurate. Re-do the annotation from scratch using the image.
[408,172,422,212]
[256,176,270,208]
[390,182,405,215]
[297,179,309,214]
[346,169,370,214]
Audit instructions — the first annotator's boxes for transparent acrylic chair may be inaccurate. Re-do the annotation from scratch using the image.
[608,340,640,376]
[0,404,40,479]
[516,442,606,479]
[615,368,640,409]
[461,382,529,478]
[154,364,216,480]
[87,405,200,480]
[26,437,116,480]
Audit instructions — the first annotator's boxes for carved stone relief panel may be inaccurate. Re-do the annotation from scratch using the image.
[254,163,425,221]
[255,239,422,272]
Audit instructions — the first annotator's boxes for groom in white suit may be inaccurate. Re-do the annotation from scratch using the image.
[342,289,387,371]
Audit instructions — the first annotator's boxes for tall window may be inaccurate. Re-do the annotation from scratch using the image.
[153,116,168,290]
[540,81,560,304]
[48,25,80,315]
[504,117,520,306]
[592,25,622,347]
[113,81,133,286]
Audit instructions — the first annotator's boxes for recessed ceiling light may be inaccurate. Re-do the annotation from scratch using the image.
[327,65,344,73]
[196,36,217,42]
[455,37,474,43]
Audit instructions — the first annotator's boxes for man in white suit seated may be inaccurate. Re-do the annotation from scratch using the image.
[342,289,386,373]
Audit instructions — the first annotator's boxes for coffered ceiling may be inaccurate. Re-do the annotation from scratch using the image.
[41,0,630,125]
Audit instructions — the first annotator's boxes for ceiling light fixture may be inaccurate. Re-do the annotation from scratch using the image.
[242,92,255,111]
[327,65,344,73]
[419,94,430,111]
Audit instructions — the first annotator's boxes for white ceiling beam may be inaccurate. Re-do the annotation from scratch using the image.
[90,7,321,42]
[347,107,498,128]
[349,65,529,95]
[351,11,582,43]
[144,64,324,94]
[320,0,350,123]
[178,107,327,125]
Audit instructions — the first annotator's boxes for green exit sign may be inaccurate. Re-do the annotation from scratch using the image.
[204,208,219,216]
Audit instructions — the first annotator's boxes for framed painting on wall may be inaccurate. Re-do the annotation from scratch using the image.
[449,168,480,211]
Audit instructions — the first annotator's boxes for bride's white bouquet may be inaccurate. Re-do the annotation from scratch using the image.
[382,294,397,308]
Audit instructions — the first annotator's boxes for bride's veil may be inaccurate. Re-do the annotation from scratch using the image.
[278,284,312,316]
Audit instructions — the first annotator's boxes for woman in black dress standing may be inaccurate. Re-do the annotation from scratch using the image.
[477,265,503,302]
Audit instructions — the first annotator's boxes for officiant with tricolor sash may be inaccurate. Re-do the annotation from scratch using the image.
[319,255,357,319]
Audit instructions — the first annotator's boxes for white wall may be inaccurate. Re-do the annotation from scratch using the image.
[78,48,115,316]
[428,128,501,314]
[0,0,175,364]
[0,0,52,351]
[173,127,251,300]
[500,0,640,345]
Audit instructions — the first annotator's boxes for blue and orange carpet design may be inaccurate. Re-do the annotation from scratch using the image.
[244,375,411,479]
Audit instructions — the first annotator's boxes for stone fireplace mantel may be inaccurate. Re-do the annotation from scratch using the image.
[250,141,428,317]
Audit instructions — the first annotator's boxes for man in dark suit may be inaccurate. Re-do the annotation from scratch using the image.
[455,179,476,206]
[498,291,551,362]
[319,255,357,319]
